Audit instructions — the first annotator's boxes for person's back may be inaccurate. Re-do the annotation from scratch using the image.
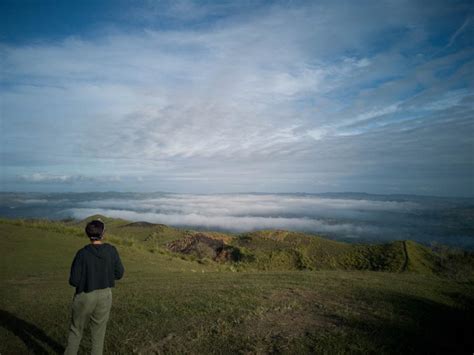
[65,220,124,355]
[70,243,124,294]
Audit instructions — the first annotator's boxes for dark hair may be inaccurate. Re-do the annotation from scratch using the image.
[85,220,105,240]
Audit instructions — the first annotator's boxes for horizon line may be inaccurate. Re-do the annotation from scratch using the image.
[1,190,472,200]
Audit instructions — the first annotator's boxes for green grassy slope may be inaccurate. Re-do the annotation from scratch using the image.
[4,215,473,276]
[1,218,473,354]
[7,215,473,276]
[231,229,474,277]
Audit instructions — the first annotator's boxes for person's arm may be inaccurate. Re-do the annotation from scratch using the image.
[69,251,83,287]
[114,247,124,280]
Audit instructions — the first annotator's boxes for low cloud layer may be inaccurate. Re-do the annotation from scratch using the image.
[2,192,472,248]
[68,207,384,237]
[73,193,421,215]
[66,193,406,235]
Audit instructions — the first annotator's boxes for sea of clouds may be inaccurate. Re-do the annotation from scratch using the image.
[1,192,473,248]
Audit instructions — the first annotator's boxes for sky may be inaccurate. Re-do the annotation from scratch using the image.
[1,0,473,196]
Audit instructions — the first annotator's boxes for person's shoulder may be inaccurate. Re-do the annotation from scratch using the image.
[103,243,118,252]
[74,245,88,257]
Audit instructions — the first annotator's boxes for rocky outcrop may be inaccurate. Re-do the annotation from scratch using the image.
[167,232,241,262]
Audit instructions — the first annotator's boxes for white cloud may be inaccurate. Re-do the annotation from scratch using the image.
[447,16,472,48]
[17,173,121,184]
[68,206,384,236]
[2,0,473,195]
[2,191,471,247]
[75,193,420,215]
[61,193,422,237]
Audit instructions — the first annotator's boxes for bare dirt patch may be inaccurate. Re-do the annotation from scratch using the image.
[167,232,240,262]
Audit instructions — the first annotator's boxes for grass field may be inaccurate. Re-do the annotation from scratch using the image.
[1,217,473,354]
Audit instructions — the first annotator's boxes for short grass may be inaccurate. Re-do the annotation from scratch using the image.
[1,218,473,354]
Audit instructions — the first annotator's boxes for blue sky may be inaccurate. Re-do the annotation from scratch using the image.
[1,0,473,196]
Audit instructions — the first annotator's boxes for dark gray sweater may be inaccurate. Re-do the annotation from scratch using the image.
[69,243,124,294]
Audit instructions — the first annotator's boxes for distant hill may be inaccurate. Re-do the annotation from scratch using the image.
[65,215,473,278]
[228,230,473,276]
[1,214,472,279]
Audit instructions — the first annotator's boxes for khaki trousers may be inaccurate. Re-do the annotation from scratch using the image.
[64,288,112,355]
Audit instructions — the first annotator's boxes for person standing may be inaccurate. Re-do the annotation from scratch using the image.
[65,219,124,355]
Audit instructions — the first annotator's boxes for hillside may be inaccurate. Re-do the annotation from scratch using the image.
[1,216,473,354]
[232,230,464,275]
[67,214,474,278]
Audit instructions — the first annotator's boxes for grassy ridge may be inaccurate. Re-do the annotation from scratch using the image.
[229,229,474,278]
[2,215,473,276]
[1,217,473,354]
[65,215,474,277]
